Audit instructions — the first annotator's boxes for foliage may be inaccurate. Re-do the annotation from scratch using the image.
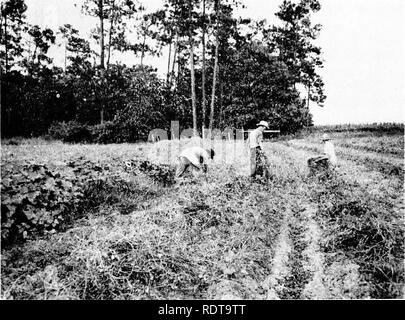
[216,40,313,132]
[0,158,111,247]
[1,131,403,300]
[0,0,28,71]
[1,0,325,139]
[24,24,56,68]
[311,171,404,298]
[125,159,176,186]
[2,150,285,299]
[307,123,404,134]
[58,23,93,68]
[47,121,92,143]
[269,0,326,106]
[90,121,118,144]
[81,0,143,68]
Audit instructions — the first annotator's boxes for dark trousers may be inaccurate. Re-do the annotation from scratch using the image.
[250,147,270,178]
[307,155,329,168]
[307,155,330,175]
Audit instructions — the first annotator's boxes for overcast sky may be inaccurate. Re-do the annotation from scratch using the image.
[25,0,405,125]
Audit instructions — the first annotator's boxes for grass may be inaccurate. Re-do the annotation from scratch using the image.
[287,139,404,180]
[308,169,404,298]
[1,129,404,299]
[306,122,404,134]
[1,142,287,299]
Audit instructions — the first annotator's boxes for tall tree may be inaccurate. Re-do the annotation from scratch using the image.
[82,0,107,68]
[188,0,198,136]
[208,0,220,132]
[0,0,27,72]
[82,0,139,122]
[138,16,153,66]
[201,0,207,131]
[106,0,115,67]
[98,0,105,68]
[104,0,140,68]
[26,25,55,67]
[170,32,179,86]
[58,24,92,73]
[145,5,177,84]
[113,10,159,68]
[270,0,325,106]
[82,0,107,122]
[153,0,202,133]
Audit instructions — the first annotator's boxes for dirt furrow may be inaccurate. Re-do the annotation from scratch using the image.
[261,208,292,299]
[261,144,317,299]
[263,143,363,299]
[277,206,311,299]
[300,204,328,299]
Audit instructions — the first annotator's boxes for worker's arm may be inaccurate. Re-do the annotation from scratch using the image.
[246,134,250,148]
[199,151,210,172]
[323,142,332,157]
[258,131,264,149]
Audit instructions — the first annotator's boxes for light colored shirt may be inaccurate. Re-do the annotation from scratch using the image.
[179,147,209,167]
[323,141,337,165]
[249,128,263,148]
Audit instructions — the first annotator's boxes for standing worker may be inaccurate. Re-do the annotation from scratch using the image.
[307,133,337,172]
[175,146,215,178]
[248,120,270,179]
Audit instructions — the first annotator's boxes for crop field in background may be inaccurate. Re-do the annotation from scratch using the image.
[1,127,404,300]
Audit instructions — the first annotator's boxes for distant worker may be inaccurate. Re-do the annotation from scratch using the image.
[248,120,271,179]
[175,146,215,178]
[307,133,337,172]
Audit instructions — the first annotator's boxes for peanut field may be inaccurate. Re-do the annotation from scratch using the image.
[1,129,404,300]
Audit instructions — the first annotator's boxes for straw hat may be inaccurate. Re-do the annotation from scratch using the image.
[257,121,269,129]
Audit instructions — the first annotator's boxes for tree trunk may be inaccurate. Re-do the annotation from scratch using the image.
[209,0,220,132]
[0,4,3,39]
[176,56,180,87]
[201,0,207,130]
[218,77,223,128]
[189,3,197,136]
[98,0,105,69]
[64,41,67,73]
[171,33,178,88]
[190,36,197,137]
[140,32,146,67]
[100,108,104,123]
[7,108,12,128]
[98,0,105,123]
[209,47,219,132]
[307,84,310,108]
[32,45,38,65]
[107,18,113,69]
[166,37,172,85]
[4,13,8,72]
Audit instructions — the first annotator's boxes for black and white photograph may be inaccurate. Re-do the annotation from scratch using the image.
[1,0,404,306]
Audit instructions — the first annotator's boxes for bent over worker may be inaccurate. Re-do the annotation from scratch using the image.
[248,120,270,179]
[307,133,337,172]
[175,146,215,178]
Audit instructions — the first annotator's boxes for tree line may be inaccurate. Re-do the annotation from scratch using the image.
[1,0,326,142]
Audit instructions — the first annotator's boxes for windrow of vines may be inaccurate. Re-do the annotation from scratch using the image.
[1,157,175,248]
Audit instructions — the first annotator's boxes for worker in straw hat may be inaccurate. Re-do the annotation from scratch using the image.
[307,133,337,173]
[248,120,271,179]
